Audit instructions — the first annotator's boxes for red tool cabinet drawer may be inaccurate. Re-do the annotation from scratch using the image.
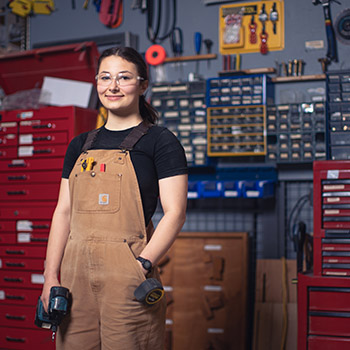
[0,287,40,306]
[0,204,55,219]
[0,270,44,288]
[0,256,44,271]
[0,183,60,201]
[0,157,64,172]
[0,219,51,233]
[0,170,62,184]
[0,146,17,159]
[0,133,17,147]
[0,245,46,258]
[0,326,55,349]
[309,287,350,312]
[0,233,49,245]
[19,119,70,134]
[309,313,350,337]
[17,144,67,158]
[6,106,75,121]
[0,304,37,329]
[18,131,68,146]
[0,121,17,135]
[308,335,350,349]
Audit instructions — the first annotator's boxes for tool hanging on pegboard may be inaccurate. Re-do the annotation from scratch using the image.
[8,0,55,17]
[132,0,177,44]
[259,4,269,54]
[219,1,284,55]
[99,0,123,28]
[313,0,340,64]
[335,8,350,45]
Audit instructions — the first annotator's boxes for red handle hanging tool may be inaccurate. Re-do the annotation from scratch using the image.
[249,15,257,44]
[260,27,268,55]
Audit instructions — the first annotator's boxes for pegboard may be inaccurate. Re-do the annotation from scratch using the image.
[219,0,285,55]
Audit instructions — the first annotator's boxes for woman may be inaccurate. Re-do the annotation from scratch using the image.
[40,47,188,350]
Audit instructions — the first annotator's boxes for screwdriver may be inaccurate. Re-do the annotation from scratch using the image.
[194,32,202,76]
[204,39,213,68]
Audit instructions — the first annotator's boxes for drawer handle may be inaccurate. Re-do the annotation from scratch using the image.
[33,149,52,154]
[31,237,48,242]
[5,262,25,267]
[8,175,27,181]
[6,314,26,321]
[8,163,26,168]
[4,277,23,282]
[32,123,52,129]
[6,249,25,255]
[33,136,52,141]
[6,294,25,300]
[6,336,25,343]
[31,224,49,229]
[7,191,26,196]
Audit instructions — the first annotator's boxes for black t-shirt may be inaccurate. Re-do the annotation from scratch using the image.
[62,125,188,226]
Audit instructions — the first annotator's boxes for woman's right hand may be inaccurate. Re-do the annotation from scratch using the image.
[41,276,61,313]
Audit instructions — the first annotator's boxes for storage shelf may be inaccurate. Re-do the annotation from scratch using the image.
[271,74,326,83]
[164,53,217,63]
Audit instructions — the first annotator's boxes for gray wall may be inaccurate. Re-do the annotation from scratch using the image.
[30,0,350,82]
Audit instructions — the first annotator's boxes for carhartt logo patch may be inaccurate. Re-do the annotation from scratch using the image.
[99,194,109,205]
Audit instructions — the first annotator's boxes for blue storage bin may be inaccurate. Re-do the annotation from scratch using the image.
[242,180,275,198]
[221,181,243,198]
[199,181,222,198]
[188,181,200,199]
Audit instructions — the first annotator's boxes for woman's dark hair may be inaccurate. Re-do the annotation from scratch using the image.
[97,47,158,124]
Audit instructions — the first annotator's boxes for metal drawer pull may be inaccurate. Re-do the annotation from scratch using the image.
[7,191,26,195]
[6,262,25,267]
[8,175,27,181]
[6,314,26,320]
[6,250,25,255]
[33,149,52,154]
[6,336,25,343]
[33,123,52,129]
[32,224,49,229]
[33,136,52,141]
[8,163,26,168]
[31,237,48,242]
[4,277,23,282]
[6,295,25,300]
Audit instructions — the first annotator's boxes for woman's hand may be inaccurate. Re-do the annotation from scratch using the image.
[40,276,61,313]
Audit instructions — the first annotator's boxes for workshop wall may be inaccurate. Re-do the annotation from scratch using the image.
[29,0,350,84]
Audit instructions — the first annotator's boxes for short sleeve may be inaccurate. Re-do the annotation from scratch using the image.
[154,128,188,180]
[61,133,87,178]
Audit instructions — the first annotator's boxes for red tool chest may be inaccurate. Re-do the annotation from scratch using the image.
[313,160,350,277]
[0,42,99,349]
[298,273,350,350]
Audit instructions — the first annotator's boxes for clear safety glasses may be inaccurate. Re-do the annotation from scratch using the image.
[95,72,145,87]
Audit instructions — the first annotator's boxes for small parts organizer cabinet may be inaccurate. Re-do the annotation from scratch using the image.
[161,232,249,350]
[0,106,97,349]
[313,160,350,277]
[206,74,272,157]
[298,273,350,350]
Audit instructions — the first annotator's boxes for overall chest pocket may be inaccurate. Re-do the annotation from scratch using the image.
[73,172,121,213]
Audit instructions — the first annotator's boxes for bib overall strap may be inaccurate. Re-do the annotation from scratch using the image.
[81,127,101,153]
[119,121,152,151]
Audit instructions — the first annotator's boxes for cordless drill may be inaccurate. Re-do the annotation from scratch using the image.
[34,286,70,341]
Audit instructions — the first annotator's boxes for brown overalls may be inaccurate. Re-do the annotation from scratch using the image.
[56,122,166,350]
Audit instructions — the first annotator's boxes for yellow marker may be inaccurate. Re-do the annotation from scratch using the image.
[236,54,241,71]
